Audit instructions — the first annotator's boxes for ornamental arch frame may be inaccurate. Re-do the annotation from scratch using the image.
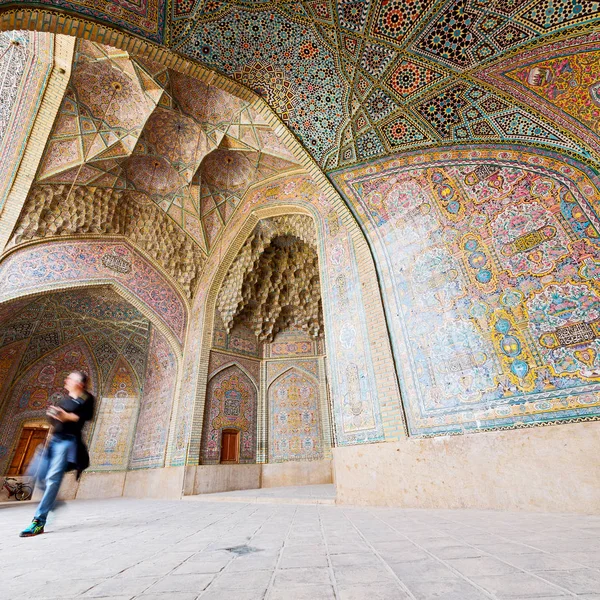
[0,236,188,361]
[0,9,404,464]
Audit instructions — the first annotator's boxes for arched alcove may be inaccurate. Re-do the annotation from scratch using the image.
[196,212,334,480]
[268,368,323,463]
[0,285,180,478]
[201,364,258,465]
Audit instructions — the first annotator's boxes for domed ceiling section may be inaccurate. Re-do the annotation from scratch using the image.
[1,2,599,173]
[169,0,600,171]
[9,37,301,298]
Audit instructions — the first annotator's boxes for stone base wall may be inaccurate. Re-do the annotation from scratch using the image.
[186,464,262,495]
[77,471,127,499]
[1,460,332,504]
[183,459,333,495]
[333,422,600,513]
[122,467,185,499]
[262,460,332,488]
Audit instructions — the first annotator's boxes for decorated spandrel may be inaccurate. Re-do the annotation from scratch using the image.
[333,149,600,435]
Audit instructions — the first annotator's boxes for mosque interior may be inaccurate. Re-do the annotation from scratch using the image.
[0,1,599,511]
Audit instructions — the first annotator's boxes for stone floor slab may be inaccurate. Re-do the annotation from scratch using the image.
[473,573,568,598]
[404,579,492,600]
[3,498,600,600]
[537,568,600,594]
[336,583,412,600]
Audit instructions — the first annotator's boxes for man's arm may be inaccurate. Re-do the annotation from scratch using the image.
[50,407,79,422]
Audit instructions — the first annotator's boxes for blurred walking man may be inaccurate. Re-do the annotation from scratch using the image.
[19,371,94,537]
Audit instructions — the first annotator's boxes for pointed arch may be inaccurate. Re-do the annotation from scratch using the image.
[268,367,323,464]
[0,238,188,354]
[209,361,259,393]
[0,337,98,473]
[267,364,319,390]
[201,364,257,465]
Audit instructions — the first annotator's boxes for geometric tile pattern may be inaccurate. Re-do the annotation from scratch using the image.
[413,82,589,157]
[172,4,346,166]
[0,0,168,43]
[4,2,599,173]
[168,0,600,171]
[31,39,299,259]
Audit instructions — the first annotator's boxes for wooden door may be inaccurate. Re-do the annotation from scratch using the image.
[220,429,239,464]
[7,427,48,475]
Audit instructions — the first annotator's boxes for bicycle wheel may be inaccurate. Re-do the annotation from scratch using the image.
[15,485,33,501]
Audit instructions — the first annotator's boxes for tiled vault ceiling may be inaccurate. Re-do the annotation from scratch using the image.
[170,0,600,171]
[0,2,598,175]
[0,2,599,299]
[0,286,152,386]
[12,38,301,298]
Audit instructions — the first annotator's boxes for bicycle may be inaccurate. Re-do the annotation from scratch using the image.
[2,477,33,501]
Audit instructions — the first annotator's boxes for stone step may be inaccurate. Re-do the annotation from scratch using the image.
[183,483,336,505]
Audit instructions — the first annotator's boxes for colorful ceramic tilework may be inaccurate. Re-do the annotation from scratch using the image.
[30,39,297,258]
[269,369,323,462]
[0,0,168,43]
[130,327,177,469]
[267,359,319,386]
[173,4,347,166]
[267,329,318,358]
[201,364,257,464]
[4,1,600,170]
[89,357,139,470]
[169,306,202,466]
[209,351,260,386]
[0,240,187,344]
[190,173,385,447]
[168,0,600,170]
[332,147,600,435]
[477,32,600,157]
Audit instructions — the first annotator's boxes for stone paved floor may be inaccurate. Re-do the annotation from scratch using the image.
[2,498,600,600]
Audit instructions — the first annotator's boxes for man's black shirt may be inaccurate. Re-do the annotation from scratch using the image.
[50,392,95,437]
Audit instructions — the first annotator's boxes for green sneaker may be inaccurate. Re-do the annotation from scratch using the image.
[19,519,44,537]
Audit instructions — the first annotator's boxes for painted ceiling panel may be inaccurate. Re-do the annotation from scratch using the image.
[168,0,600,171]
[0,1,598,172]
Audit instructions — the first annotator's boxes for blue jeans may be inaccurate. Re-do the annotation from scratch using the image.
[33,436,75,524]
